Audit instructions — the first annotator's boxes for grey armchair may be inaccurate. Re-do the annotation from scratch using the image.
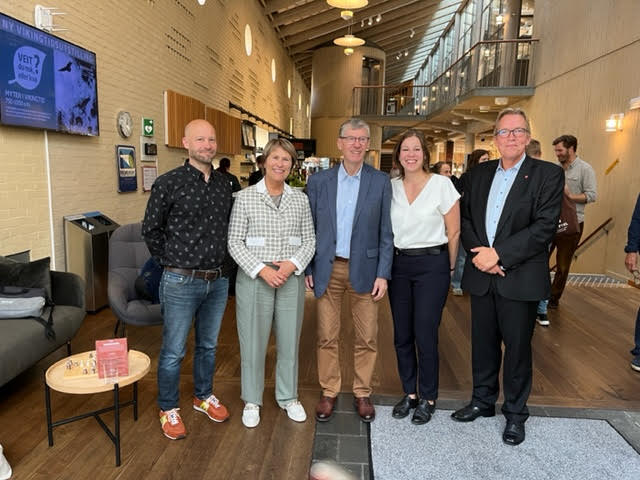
[108,223,162,336]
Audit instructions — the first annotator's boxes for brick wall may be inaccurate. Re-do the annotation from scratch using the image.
[0,0,310,268]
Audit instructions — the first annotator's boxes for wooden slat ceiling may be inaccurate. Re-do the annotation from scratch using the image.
[262,0,462,88]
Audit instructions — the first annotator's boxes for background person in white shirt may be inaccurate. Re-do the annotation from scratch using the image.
[387,129,460,424]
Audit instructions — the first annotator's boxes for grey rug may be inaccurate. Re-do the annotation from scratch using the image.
[370,407,640,480]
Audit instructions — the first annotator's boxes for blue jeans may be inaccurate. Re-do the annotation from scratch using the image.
[157,270,229,411]
[537,299,548,315]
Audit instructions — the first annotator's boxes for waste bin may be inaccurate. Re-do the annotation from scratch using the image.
[64,212,119,312]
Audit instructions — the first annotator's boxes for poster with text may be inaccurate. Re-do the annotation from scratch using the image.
[116,145,137,193]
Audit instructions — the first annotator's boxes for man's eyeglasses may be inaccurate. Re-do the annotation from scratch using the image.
[494,128,529,138]
[340,136,370,144]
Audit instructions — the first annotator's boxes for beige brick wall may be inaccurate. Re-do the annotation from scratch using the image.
[0,0,310,268]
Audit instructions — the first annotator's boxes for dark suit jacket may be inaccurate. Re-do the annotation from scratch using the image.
[305,163,394,297]
[460,156,564,301]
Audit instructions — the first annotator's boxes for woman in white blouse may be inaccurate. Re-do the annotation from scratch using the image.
[228,138,315,428]
[388,130,460,424]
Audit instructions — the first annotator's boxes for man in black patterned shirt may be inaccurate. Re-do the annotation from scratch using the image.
[142,119,232,440]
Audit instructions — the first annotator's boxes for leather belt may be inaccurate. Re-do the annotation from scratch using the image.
[334,256,349,262]
[165,266,223,281]
[394,244,447,256]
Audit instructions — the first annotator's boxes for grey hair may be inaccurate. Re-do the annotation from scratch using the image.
[339,118,370,137]
[495,107,531,133]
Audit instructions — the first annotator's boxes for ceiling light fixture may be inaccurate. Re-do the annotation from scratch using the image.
[197,0,206,4]
[451,120,461,125]
[327,0,368,8]
[495,14,504,25]
[341,10,354,20]
[376,13,382,22]
[404,50,408,57]
[333,33,365,47]
[409,28,415,38]
[494,97,509,105]
[360,19,365,27]
[367,17,373,26]
[344,47,354,56]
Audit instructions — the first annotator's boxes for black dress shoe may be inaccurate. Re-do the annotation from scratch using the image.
[411,399,435,425]
[503,421,525,446]
[392,395,419,419]
[450,404,495,422]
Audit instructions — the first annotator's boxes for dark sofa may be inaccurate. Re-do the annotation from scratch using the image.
[0,266,86,387]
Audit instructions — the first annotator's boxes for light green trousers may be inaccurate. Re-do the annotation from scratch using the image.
[235,268,305,407]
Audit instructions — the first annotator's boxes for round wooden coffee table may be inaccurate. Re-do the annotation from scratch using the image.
[44,350,150,466]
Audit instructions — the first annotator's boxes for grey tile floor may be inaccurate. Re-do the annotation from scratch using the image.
[311,394,640,480]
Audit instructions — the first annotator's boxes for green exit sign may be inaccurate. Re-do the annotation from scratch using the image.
[142,118,154,137]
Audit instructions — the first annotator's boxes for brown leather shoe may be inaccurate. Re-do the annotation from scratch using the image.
[353,396,375,422]
[315,395,337,422]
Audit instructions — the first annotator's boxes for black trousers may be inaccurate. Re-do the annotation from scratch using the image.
[470,279,537,423]
[388,250,450,399]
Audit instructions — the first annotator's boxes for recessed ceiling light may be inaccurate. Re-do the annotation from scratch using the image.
[479,105,490,112]
[494,97,508,105]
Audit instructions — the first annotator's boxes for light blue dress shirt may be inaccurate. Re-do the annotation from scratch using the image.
[485,154,525,246]
[335,162,362,258]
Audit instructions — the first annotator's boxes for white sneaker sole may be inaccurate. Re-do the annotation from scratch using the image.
[283,409,307,422]
[536,319,550,326]
[631,362,640,372]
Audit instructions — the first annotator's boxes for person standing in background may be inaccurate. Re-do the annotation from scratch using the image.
[248,154,265,186]
[549,135,597,308]
[451,149,489,296]
[525,139,551,326]
[216,157,241,193]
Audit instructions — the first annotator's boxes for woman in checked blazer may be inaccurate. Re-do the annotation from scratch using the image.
[228,138,315,428]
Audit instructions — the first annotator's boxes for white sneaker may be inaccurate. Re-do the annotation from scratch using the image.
[242,403,260,428]
[452,288,463,296]
[0,444,11,480]
[282,400,307,422]
[536,313,550,326]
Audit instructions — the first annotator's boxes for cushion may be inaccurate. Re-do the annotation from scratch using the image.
[134,257,162,304]
[0,257,52,301]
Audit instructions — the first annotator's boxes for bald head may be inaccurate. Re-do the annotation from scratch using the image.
[182,119,217,167]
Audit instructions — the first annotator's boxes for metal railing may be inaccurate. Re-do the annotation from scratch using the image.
[352,38,539,117]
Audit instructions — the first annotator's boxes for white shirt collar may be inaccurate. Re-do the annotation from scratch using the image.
[256,177,292,195]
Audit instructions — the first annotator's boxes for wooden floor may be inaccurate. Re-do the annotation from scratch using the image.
[1,282,639,479]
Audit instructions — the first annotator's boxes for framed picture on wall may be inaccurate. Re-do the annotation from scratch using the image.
[116,145,137,192]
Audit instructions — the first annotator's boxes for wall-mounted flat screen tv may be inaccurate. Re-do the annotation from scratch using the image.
[0,12,99,136]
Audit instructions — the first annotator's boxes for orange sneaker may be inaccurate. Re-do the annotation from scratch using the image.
[159,408,186,440]
[193,394,229,422]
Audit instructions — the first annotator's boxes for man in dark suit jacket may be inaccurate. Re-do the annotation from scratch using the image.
[305,118,393,423]
[451,108,563,446]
